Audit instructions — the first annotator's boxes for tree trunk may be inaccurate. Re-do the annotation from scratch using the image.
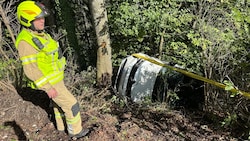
[90,0,112,87]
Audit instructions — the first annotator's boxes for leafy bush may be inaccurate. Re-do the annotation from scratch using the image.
[107,0,250,138]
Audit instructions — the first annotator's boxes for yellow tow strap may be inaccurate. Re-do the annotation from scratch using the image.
[132,53,250,99]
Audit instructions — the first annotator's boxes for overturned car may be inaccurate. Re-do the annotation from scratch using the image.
[114,53,204,109]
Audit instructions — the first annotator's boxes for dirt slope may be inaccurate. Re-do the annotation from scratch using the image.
[0,86,239,141]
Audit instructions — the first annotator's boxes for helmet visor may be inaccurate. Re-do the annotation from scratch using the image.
[35,2,50,19]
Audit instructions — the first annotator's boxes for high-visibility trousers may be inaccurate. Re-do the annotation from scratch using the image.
[52,81,82,135]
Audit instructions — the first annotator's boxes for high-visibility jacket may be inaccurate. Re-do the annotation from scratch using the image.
[15,28,66,89]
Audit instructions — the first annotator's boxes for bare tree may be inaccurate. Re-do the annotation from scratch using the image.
[0,0,19,57]
[0,0,22,89]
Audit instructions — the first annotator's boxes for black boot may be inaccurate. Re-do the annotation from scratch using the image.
[70,128,90,140]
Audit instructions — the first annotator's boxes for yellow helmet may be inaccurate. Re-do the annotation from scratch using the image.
[17,1,50,27]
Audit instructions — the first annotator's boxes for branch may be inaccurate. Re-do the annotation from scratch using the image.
[0,80,17,94]
[158,28,166,59]
[0,4,16,44]
[0,0,19,60]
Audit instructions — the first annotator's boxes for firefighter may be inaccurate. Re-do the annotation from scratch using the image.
[15,1,89,139]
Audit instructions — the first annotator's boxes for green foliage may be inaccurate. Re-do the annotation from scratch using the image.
[109,0,163,64]
[111,95,126,108]
[108,0,203,72]
[0,60,7,79]
[64,64,96,96]
[166,90,180,107]
[223,80,239,97]
[228,1,250,89]
[108,0,249,77]
[53,0,92,70]
[108,1,249,138]
[221,113,237,127]
[0,59,18,79]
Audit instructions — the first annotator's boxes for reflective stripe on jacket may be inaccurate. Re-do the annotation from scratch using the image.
[15,28,66,88]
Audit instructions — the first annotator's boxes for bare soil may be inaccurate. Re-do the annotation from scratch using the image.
[0,85,241,141]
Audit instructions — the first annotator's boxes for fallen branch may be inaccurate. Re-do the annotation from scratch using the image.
[0,80,17,94]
